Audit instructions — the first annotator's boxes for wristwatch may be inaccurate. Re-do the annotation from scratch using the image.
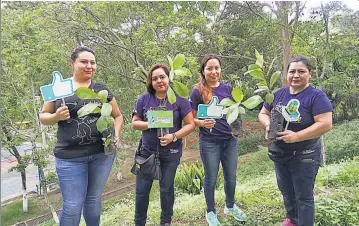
[172,133,178,142]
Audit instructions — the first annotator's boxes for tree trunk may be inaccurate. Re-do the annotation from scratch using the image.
[278,2,292,85]
[21,171,28,212]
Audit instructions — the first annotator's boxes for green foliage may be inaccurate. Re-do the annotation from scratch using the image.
[245,50,281,104]
[175,161,223,195]
[325,120,359,164]
[166,54,193,103]
[75,88,114,146]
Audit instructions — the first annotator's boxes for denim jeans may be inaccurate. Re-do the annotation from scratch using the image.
[199,136,238,213]
[134,157,180,226]
[56,152,115,226]
[274,144,321,226]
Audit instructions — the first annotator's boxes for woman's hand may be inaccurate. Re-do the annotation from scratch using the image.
[55,104,70,121]
[114,136,121,149]
[265,124,270,140]
[276,130,299,143]
[158,134,174,147]
[202,119,215,129]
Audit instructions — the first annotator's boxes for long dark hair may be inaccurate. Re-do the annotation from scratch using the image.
[195,54,222,104]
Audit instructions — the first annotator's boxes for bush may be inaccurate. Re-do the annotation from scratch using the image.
[237,131,266,155]
[174,161,223,195]
[325,120,359,164]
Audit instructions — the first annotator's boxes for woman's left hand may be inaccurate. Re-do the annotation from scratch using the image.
[114,135,121,149]
[276,130,299,143]
[158,134,174,147]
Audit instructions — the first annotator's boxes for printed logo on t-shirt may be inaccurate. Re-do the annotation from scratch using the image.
[170,149,179,154]
[282,99,301,123]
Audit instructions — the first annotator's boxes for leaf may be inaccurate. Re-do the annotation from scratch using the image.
[241,95,264,109]
[267,57,277,76]
[248,69,265,81]
[101,103,112,117]
[75,87,99,99]
[231,86,244,103]
[270,71,281,89]
[167,55,173,68]
[173,54,185,69]
[220,98,235,107]
[98,90,108,103]
[174,67,191,77]
[238,106,246,115]
[167,86,176,104]
[258,80,268,86]
[172,81,189,98]
[265,93,275,104]
[226,105,239,125]
[96,116,114,133]
[255,49,264,68]
[77,103,101,118]
[254,87,269,94]
[247,64,261,71]
[169,70,175,82]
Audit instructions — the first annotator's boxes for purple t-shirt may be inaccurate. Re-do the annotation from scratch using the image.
[264,85,333,151]
[189,82,234,140]
[132,93,192,160]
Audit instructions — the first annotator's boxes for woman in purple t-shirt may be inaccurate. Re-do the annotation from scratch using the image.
[190,54,247,225]
[258,56,333,226]
[132,64,195,226]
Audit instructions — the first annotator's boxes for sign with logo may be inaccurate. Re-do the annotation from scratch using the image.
[147,110,174,128]
[197,96,223,119]
[40,71,74,102]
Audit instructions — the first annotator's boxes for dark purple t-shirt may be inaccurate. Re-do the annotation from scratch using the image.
[264,85,333,151]
[132,93,192,160]
[189,82,234,140]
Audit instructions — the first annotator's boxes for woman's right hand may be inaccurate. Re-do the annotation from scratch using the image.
[55,105,70,121]
[202,119,215,129]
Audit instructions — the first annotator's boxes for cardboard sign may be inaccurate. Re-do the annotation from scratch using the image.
[282,99,301,122]
[147,110,174,128]
[197,96,223,119]
[40,71,74,102]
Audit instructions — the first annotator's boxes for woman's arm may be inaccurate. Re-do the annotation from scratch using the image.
[277,112,333,143]
[132,114,149,131]
[39,101,70,125]
[159,112,195,146]
[109,98,124,143]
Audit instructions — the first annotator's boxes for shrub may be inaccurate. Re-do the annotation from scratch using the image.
[325,120,359,164]
[174,161,223,195]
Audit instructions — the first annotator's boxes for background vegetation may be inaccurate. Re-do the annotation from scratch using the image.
[1,1,359,225]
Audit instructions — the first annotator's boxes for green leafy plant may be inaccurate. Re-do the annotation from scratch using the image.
[175,161,223,195]
[220,86,264,127]
[166,54,192,104]
[75,88,114,147]
[245,49,281,104]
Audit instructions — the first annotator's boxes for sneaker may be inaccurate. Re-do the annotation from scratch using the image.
[224,204,247,221]
[281,218,297,226]
[205,211,222,226]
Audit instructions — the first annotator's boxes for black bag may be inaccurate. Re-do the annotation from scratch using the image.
[131,139,161,180]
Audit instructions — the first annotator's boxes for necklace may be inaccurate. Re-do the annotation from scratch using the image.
[156,96,168,107]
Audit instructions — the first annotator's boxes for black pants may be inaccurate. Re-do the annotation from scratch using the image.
[134,158,180,226]
[274,144,321,226]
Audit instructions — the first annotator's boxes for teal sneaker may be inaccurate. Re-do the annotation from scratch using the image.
[224,204,247,221]
[205,211,222,226]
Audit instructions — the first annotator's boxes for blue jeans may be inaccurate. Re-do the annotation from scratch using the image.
[274,145,321,226]
[134,157,180,226]
[200,137,238,213]
[56,152,115,226]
